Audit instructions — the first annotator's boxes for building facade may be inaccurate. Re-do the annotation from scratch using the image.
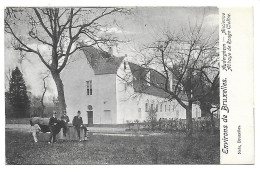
[61,46,201,124]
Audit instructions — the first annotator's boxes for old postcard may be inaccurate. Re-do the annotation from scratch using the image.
[3,5,254,165]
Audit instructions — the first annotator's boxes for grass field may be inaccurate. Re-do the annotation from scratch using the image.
[6,130,219,165]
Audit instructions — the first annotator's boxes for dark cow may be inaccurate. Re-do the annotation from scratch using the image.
[30,117,67,143]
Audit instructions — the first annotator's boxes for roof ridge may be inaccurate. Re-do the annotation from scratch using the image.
[81,45,125,75]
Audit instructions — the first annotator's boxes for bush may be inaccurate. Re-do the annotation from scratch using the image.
[146,109,157,131]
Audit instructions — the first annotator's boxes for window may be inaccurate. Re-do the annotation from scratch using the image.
[156,104,158,112]
[138,108,142,119]
[172,103,175,111]
[165,104,167,112]
[169,105,171,111]
[146,71,151,86]
[160,104,162,112]
[124,61,127,70]
[170,78,173,91]
[86,80,92,95]
[151,104,154,111]
[145,100,149,112]
[176,110,179,118]
[154,77,158,86]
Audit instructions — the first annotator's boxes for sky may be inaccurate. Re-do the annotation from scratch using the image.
[4,7,218,102]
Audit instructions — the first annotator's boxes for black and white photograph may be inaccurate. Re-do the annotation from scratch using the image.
[4,6,223,165]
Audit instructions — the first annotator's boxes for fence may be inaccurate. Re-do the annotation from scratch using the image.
[6,118,31,124]
[127,117,220,133]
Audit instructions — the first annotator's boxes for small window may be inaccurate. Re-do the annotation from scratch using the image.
[156,104,158,112]
[172,103,175,111]
[145,103,148,112]
[151,104,154,111]
[146,71,151,86]
[124,61,127,70]
[86,80,92,95]
[165,104,167,112]
[138,108,141,119]
[160,104,162,112]
[145,100,149,112]
[169,105,171,111]
[176,110,179,118]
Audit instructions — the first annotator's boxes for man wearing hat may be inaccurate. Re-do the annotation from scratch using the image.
[61,110,70,136]
[48,111,59,143]
[72,110,88,141]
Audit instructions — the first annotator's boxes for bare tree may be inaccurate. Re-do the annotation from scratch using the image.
[122,20,219,136]
[5,7,129,116]
[39,72,50,117]
[198,73,219,134]
[5,68,12,91]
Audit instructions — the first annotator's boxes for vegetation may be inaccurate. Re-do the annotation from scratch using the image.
[121,19,219,137]
[146,109,158,131]
[5,7,129,116]
[7,67,30,118]
[6,130,219,164]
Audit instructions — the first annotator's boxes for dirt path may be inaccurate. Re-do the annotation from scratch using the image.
[5,124,128,133]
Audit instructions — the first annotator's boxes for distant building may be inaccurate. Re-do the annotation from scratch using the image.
[61,46,201,124]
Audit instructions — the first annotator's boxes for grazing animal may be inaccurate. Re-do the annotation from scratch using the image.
[30,117,67,143]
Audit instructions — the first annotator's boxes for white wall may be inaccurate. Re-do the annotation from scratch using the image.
[61,55,201,125]
[92,74,117,124]
[116,61,137,123]
[61,51,117,124]
[116,60,201,123]
[61,50,95,124]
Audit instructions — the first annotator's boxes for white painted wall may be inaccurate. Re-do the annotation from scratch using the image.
[61,51,118,124]
[92,74,117,124]
[61,55,201,125]
[61,50,95,124]
[116,60,201,123]
[116,61,137,123]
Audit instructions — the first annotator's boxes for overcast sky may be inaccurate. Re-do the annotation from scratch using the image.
[4,7,218,101]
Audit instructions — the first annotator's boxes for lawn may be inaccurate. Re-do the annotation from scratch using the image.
[5,130,220,164]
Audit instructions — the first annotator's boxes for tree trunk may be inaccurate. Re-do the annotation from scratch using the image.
[40,84,47,117]
[51,71,66,118]
[186,101,193,137]
[209,112,215,135]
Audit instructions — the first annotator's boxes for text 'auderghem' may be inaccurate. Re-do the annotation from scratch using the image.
[221,13,233,72]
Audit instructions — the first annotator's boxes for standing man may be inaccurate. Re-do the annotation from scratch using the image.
[72,110,88,141]
[61,110,70,136]
[49,111,59,144]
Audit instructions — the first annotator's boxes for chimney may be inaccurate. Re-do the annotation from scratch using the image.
[108,47,113,56]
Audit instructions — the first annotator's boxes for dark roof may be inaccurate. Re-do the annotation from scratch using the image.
[81,46,124,75]
[128,62,188,101]
[128,62,170,98]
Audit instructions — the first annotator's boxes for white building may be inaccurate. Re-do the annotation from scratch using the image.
[61,46,201,124]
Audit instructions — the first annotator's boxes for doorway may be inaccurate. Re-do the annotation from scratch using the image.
[104,110,112,124]
[87,111,93,126]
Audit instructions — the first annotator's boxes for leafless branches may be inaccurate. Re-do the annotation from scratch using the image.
[5,7,129,73]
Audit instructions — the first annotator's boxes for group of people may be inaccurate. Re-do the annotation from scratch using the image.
[49,110,88,143]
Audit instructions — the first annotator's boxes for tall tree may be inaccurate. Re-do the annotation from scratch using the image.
[8,67,30,118]
[5,7,129,117]
[198,73,219,134]
[122,21,219,136]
